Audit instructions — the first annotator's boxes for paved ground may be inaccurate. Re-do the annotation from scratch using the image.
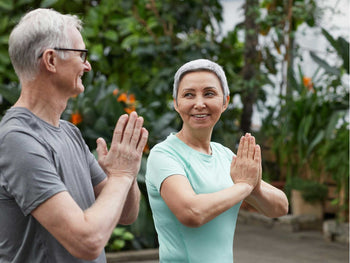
[108,220,349,263]
[233,221,349,263]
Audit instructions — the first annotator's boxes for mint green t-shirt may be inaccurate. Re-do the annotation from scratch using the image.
[146,133,241,263]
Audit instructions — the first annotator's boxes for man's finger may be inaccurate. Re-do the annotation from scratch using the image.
[112,114,129,145]
[96,137,107,162]
[137,127,149,153]
[122,112,138,144]
[130,116,144,148]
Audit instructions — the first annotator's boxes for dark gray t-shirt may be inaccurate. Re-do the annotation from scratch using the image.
[0,107,107,263]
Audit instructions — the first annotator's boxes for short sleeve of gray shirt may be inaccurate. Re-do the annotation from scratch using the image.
[0,129,67,216]
[0,108,107,262]
[0,109,106,216]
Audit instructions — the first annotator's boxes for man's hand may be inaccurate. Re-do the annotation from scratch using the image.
[96,112,148,179]
[230,133,261,190]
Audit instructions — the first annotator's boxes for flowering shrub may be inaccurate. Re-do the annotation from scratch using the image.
[302,76,313,92]
[70,111,83,125]
[63,72,136,149]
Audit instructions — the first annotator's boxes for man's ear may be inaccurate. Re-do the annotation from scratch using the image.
[41,49,57,73]
[222,95,230,112]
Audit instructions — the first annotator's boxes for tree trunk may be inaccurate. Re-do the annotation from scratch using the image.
[285,0,295,97]
[240,0,260,134]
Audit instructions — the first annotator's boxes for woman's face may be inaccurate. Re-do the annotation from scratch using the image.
[174,71,229,132]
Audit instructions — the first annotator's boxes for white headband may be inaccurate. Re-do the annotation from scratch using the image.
[173,59,229,102]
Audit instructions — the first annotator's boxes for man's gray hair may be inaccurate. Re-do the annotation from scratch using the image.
[173,59,229,104]
[8,8,82,81]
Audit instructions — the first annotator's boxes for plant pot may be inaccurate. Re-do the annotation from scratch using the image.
[291,189,323,219]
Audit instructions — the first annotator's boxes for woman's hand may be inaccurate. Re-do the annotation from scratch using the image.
[230,133,261,190]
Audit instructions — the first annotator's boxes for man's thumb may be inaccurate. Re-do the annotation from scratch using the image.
[96,137,108,158]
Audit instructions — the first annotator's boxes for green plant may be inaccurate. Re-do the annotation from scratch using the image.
[320,123,349,222]
[0,82,20,119]
[261,27,349,221]
[1,1,242,251]
[263,66,348,181]
[105,227,134,252]
[62,71,131,150]
[285,177,328,204]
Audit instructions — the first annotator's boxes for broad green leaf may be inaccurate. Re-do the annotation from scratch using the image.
[0,1,13,11]
[104,30,118,41]
[40,0,58,8]
[310,51,341,76]
[121,35,140,50]
[306,130,324,157]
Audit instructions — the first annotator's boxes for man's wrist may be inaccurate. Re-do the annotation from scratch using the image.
[107,174,135,186]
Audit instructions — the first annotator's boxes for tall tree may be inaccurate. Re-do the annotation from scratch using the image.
[240,0,260,133]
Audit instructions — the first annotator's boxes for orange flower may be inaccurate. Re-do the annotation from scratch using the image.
[117,93,128,102]
[128,94,136,104]
[303,76,314,91]
[113,88,119,96]
[143,143,150,154]
[124,105,136,114]
[70,112,83,125]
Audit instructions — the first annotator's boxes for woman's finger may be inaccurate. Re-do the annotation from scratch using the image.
[236,136,244,158]
[247,135,255,159]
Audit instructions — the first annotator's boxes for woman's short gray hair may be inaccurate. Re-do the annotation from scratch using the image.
[173,59,229,104]
[8,8,82,81]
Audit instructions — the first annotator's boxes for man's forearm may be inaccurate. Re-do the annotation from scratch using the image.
[31,175,135,260]
[84,176,135,246]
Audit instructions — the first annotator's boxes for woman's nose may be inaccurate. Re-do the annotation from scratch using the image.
[194,97,206,109]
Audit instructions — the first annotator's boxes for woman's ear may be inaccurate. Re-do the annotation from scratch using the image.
[222,95,230,112]
[173,99,179,113]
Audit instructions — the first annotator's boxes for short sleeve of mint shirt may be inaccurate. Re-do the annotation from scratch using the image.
[146,145,186,192]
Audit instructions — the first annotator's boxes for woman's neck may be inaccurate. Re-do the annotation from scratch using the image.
[176,128,212,155]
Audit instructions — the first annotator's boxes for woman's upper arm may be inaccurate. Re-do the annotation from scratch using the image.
[160,174,204,227]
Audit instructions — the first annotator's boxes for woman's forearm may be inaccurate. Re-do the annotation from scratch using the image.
[118,179,141,225]
[244,181,289,218]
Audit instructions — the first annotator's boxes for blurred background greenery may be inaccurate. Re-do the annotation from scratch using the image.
[0,0,348,251]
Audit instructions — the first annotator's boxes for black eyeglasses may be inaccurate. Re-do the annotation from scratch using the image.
[38,47,88,63]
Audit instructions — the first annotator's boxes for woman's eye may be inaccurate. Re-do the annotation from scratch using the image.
[205,92,215,96]
[184,93,194,97]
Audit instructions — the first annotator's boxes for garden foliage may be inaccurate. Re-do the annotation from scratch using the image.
[0,0,348,250]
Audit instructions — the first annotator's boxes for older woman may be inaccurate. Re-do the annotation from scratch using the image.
[145,59,288,263]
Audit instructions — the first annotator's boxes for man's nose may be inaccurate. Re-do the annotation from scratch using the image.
[84,60,92,72]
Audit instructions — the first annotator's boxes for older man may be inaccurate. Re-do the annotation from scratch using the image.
[0,8,148,263]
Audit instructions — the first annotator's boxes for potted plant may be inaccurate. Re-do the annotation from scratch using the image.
[285,177,328,219]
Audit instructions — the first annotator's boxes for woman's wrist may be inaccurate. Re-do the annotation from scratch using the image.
[234,182,254,196]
